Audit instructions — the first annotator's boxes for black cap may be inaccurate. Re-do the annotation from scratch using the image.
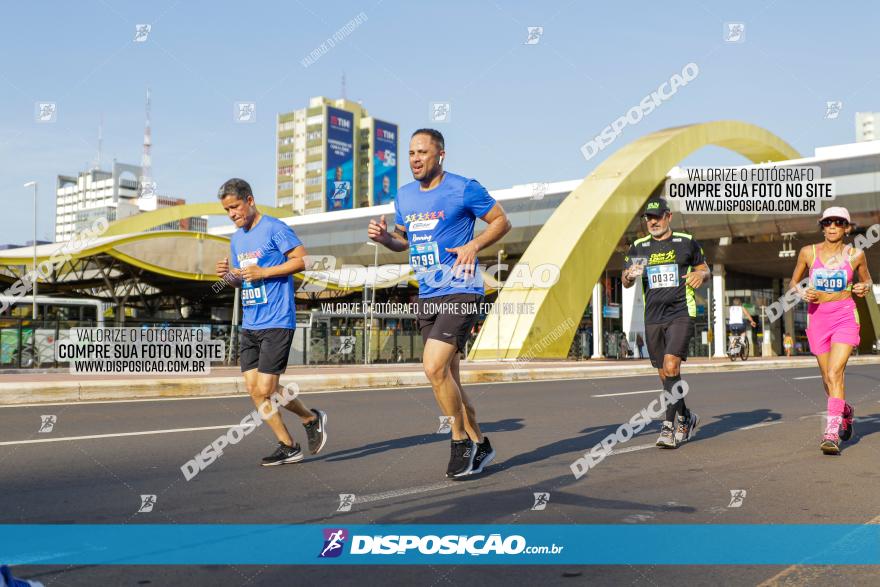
[643,197,670,217]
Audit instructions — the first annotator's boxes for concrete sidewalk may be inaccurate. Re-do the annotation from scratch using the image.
[2,354,878,405]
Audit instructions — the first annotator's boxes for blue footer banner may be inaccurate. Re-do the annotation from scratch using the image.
[2,525,878,565]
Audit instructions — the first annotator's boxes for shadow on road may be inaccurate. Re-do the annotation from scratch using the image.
[372,470,696,524]
[491,408,782,476]
[840,411,880,448]
[320,418,526,463]
[690,409,782,442]
[485,422,658,476]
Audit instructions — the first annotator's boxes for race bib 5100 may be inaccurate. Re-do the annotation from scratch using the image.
[239,257,268,306]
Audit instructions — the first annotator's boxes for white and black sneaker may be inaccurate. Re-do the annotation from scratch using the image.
[261,442,304,466]
[469,436,496,475]
[446,439,475,479]
[674,411,699,444]
[304,409,328,455]
[656,421,678,449]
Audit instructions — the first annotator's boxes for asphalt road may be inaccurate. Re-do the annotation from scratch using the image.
[3,363,880,586]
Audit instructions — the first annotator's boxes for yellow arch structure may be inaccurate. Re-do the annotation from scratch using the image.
[469,120,803,360]
[0,231,231,282]
[103,202,295,236]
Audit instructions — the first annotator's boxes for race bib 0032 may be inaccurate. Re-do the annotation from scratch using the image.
[409,242,441,274]
[812,268,847,293]
[646,263,679,290]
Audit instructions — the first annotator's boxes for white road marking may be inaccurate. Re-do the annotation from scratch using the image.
[607,421,783,457]
[739,421,783,430]
[757,513,880,586]
[609,443,656,455]
[591,389,662,398]
[5,359,863,409]
[2,381,664,409]
[354,481,459,504]
[0,395,247,409]
[0,424,239,446]
[7,549,98,565]
[792,375,822,380]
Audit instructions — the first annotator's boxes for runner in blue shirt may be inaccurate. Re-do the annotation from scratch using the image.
[215,178,328,467]
[368,129,512,478]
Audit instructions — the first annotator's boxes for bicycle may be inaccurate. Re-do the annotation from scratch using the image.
[727,331,750,361]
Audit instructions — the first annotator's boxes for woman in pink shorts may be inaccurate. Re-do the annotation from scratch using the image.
[788,207,873,455]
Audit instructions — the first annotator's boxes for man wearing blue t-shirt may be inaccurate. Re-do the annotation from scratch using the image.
[368,129,511,478]
[215,178,327,467]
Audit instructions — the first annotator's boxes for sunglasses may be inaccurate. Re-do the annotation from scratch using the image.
[819,218,848,228]
[642,213,668,222]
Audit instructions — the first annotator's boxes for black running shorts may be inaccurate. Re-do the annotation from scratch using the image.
[416,293,482,354]
[645,316,693,369]
[239,328,294,375]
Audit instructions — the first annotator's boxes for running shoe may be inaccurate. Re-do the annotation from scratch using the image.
[840,403,854,442]
[656,421,678,449]
[469,436,496,475]
[819,433,841,456]
[1,565,44,587]
[304,409,328,454]
[674,411,700,444]
[261,442,304,466]
[446,439,475,478]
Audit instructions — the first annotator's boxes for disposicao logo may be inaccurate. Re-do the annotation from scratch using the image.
[319,528,348,558]
[349,533,527,555]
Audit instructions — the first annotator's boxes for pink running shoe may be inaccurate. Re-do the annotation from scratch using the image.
[820,433,841,455]
[840,403,854,442]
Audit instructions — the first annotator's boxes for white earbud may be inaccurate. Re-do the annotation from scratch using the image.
[439,156,444,166]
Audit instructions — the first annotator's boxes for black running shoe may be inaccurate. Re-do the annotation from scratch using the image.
[446,439,475,479]
[840,403,854,442]
[469,436,496,475]
[261,442,304,466]
[304,409,328,455]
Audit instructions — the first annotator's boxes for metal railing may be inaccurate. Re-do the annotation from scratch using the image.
[1,315,610,369]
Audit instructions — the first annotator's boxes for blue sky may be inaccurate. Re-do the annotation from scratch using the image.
[0,0,876,244]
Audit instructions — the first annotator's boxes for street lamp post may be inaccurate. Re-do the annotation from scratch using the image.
[24,181,38,322]
[497,249,505,360]
[365,242,379,365]
[707,286,713,358]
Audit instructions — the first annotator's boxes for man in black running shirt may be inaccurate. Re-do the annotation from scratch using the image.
[622,197,710,449]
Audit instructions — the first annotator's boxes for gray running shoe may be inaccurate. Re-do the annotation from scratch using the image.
[656,421,678,449]
[674,411,700,444]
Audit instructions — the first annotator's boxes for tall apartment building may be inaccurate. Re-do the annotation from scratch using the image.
[856,112,879,142]
[55,162,140,241]
[276,96,398,215]
[360,116,398,208]
[55,162,206,242]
